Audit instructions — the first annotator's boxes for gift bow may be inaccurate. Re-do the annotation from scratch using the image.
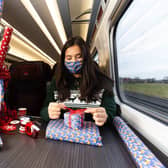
[64,106,86,128]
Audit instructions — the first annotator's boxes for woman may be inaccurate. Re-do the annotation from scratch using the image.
[40,36,116,126]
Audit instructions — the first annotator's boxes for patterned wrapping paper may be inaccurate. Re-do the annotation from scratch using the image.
[64,111,84,129]
[0,0,4,19]
[0,79,4,111]
[113,116,165,168]
[46,119,103,146]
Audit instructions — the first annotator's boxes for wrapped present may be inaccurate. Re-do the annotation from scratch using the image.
[46,119,103,146]
[64,108,85,129]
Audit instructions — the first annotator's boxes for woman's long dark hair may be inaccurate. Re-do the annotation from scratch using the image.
[55,36,113,102]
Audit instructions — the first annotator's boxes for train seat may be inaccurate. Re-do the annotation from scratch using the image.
[6,61,52,116]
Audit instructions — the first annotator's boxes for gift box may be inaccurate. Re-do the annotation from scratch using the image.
[46,119,103,146]
[64,110,84,129]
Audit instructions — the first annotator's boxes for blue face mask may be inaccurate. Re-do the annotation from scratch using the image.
[64,61,82,74]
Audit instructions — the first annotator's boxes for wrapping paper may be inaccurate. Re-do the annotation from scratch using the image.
[113,117,165,168]
[46,119,103,146]
[0,79,4,111]
[0,0,4,19]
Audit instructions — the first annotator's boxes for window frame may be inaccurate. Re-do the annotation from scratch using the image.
[111,0,168,125]
[91,48,99,64]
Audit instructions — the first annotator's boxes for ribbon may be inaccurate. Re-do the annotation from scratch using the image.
[64,106,86,128]
[25,121,33,136]
[25,121,40,138]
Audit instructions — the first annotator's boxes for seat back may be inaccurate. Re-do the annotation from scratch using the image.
[7,61,52,116]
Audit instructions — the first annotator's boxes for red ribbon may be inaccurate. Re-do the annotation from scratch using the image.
[25,121,40,138]
[25,122,33,136]
[64,106,86,128]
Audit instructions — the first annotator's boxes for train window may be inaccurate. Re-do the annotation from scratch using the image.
[114,0,168,123]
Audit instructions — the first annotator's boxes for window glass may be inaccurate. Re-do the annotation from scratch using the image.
[115,0,168,119]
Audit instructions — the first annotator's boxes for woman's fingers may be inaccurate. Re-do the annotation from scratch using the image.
[48,102,65,119]
[93,113,106,121]
[95,120,105,126]
[49,112,61,119]
[48,103,108,125]
[85,107,108,126]
[84,108,96,114]
[58,103,66,109]
[49,102,65,109]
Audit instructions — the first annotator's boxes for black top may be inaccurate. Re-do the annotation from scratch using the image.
[40,77,117,123]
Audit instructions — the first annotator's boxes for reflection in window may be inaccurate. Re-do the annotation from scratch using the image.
[115,0,168,119]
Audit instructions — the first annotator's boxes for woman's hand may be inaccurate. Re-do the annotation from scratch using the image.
[85,107,108,126]
[48,103,65,119]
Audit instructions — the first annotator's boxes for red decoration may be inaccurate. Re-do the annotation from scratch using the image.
[0,27,13,89]
[25,121,40,138]
[0,27,13,68]
[0,124,16,131]
[0,27,16,133]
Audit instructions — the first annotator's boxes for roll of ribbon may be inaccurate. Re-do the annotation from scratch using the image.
[18,108,27,118]
[10,120,20,130]
[64,107,85,130]
[19,117,30,134]
[25,121,40,138]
